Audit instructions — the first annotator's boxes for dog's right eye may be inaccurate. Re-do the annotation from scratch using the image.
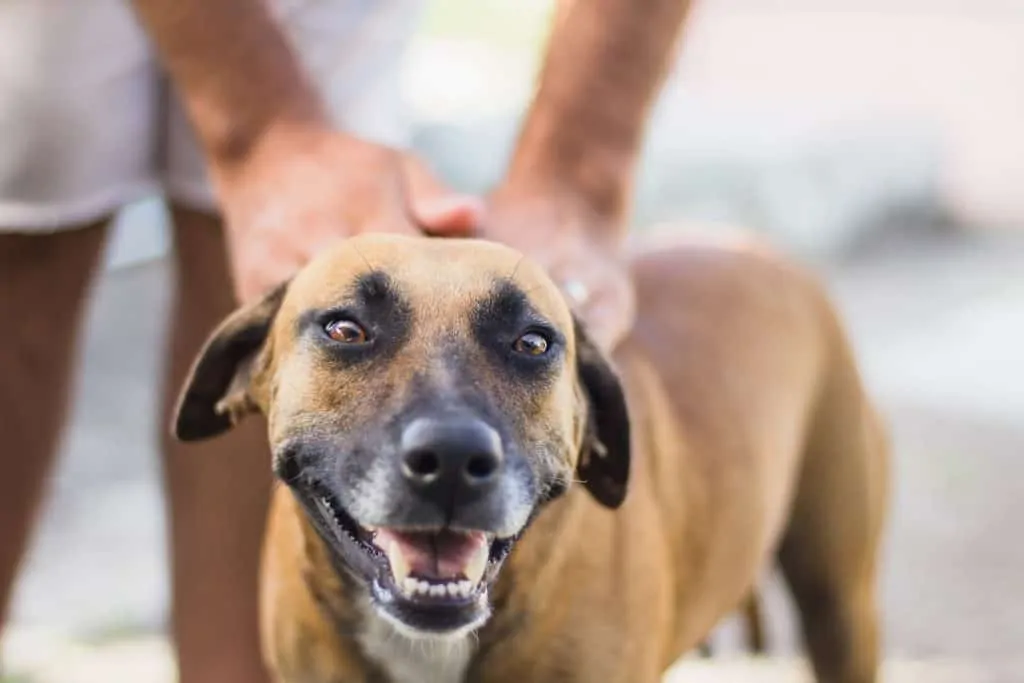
[325,319,368,344]
[513,331,550,356]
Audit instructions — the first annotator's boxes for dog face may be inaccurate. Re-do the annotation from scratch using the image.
[173,234,629,638]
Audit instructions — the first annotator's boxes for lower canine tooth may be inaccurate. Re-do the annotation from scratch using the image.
[402,577,419,596]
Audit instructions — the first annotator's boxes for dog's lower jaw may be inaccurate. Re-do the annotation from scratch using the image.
[357,594,478,683]
[367,573,494,638]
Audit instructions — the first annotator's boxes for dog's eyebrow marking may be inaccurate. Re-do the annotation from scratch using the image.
[474,278,531,330]
[297,271,407,328]
[350,271,414,348]
[354,270,397,304]
[299,269,413,364]
[471,278,565,349]
[470,279,566,394]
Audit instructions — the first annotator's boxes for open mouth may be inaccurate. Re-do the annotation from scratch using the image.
[308,487,517,633]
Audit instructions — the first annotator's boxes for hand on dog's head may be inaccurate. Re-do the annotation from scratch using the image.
[170,234,630,636]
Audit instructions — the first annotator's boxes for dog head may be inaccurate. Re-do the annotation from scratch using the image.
[173,234,630,638]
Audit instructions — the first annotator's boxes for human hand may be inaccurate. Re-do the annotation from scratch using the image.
[211,125,483,303]
[470,186,636,353]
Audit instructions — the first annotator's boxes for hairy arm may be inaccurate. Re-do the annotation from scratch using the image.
[488,0,695,349]
[128,0,478,302]
[129,0,327,169]
[506,0,695,227]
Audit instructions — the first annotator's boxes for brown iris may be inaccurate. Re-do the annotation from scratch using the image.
[325,319,368,344]
[513,331,549,356]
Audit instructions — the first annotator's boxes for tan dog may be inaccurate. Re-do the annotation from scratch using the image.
[173,233,888,683]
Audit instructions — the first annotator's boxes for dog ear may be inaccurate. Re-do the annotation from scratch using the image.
[573,317,631,509]
[172,282,289,442]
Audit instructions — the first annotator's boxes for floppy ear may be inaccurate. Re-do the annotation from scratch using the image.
[172,282,288,442]
[573,318,631,509]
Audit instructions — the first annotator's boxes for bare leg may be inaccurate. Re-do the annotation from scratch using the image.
[160,206,272,683]
[0,224,109,629]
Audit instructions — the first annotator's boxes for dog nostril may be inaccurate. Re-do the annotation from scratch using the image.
[400,417,504,490]
[403,449,441,482]
[465,453,499,482]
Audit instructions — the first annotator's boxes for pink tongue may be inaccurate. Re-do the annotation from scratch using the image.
[375,529,487,579]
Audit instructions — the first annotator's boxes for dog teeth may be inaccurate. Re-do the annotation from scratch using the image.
[463,540,489,587]
[398,577,476,600]
[385,540,411,585]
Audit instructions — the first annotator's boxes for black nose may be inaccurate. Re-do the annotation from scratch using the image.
[400,418,504,498]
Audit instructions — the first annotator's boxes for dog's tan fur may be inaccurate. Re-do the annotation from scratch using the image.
[175,233,887,683]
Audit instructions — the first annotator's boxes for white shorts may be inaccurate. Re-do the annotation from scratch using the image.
[0,0,423,231]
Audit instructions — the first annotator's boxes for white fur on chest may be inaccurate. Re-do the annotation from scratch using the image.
[357,612,475,683]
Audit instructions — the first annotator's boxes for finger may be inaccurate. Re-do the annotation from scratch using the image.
[402,156,484,236]
[419,196,485,237]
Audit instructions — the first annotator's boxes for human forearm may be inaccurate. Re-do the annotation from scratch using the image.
[507,0,694,224]
[130,0,329,170]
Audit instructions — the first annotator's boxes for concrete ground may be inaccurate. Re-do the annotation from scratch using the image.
[2,227,1022,682]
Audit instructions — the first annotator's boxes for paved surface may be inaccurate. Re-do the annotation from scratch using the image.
[0,631,993,683]
[3,228,1023,682]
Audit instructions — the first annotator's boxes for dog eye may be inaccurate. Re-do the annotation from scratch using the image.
[325,319,368,344]
[513,331,549,356]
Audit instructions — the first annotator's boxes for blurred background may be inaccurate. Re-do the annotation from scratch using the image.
[3,0,1022,681]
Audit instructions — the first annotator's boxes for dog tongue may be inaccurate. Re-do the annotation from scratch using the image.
[376,529,489,584]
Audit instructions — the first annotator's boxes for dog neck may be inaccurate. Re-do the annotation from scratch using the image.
[355,596,476,683]
[291,510,477,683]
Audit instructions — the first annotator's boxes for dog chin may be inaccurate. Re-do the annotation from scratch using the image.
[377,608,488,643]
[370,579,493,639]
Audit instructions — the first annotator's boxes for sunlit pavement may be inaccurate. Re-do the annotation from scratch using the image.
[1,629,996,683]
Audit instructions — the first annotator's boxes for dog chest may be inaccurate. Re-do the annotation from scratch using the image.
[357,615,474,683]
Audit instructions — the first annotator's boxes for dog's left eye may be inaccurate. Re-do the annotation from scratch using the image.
[325,319,368,344]
[513,331,549,356]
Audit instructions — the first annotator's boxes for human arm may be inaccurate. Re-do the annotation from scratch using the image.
[485,0,696,348]
[130,0,479,301]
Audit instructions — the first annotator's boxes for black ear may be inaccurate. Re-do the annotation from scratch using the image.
[573,318,631,509]
[172,283,288,442]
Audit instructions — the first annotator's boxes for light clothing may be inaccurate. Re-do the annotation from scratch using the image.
[0,0,422,230]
